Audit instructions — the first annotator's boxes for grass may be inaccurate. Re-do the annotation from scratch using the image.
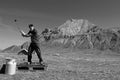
[0,49,120,80]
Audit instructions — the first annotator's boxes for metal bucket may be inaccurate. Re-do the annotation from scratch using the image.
[5,58,17,75]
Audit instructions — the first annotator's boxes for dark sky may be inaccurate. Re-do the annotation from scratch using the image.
[0,0,120,27]
[0,0,120,49]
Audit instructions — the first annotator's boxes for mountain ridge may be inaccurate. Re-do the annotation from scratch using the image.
[2,19,120,54]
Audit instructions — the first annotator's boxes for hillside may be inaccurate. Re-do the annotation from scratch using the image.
[1,45,21,53]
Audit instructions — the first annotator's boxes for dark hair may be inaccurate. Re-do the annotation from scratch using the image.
[29,24,34,28]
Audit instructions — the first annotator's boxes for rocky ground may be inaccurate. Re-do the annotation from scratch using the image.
[0,49,120,80]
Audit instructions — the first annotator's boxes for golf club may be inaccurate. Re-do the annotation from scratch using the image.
[13,19,26,35]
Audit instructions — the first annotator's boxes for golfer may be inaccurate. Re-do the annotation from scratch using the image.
[21,24,43,64]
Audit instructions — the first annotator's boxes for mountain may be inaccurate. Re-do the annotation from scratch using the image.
[2,19,100,53]
[41,19,120,53]
[2,45,21,53]
[18,19,120,53]
[2,19,120,54]
[42,19,102,48]
[58,19,96,36]
[1,41,33,54]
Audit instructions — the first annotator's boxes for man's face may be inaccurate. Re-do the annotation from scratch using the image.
[29,26,34,30]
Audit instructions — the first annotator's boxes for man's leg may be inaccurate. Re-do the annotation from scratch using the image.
[35,44,43,63]
[28,43,34,63]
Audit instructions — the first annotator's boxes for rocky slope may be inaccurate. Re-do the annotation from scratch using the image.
[58,19,96,36]
[43,19,120,53]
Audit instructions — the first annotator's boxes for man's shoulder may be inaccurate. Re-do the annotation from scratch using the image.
[33,29,38,32]
[30,29,37,33]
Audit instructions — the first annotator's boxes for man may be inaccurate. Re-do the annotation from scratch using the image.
[21,24,43,64]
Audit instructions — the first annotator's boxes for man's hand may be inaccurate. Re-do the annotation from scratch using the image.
[20,30,26,37]
[20,30,31,37]
[21,33,25,37]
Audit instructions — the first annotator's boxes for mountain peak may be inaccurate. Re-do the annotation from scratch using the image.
[2,45,21,53]
[58,19,96,36]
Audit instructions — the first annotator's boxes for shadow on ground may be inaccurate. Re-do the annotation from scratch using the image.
[0,64,6,74]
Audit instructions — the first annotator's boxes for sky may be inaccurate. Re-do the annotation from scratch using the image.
[0,0,120,49]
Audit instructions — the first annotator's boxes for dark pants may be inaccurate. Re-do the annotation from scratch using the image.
[28,43,43,63]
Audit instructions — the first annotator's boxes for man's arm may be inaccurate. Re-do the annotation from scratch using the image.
[20,30,31,37]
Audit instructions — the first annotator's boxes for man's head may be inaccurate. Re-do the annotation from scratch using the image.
[29,24,34,30]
